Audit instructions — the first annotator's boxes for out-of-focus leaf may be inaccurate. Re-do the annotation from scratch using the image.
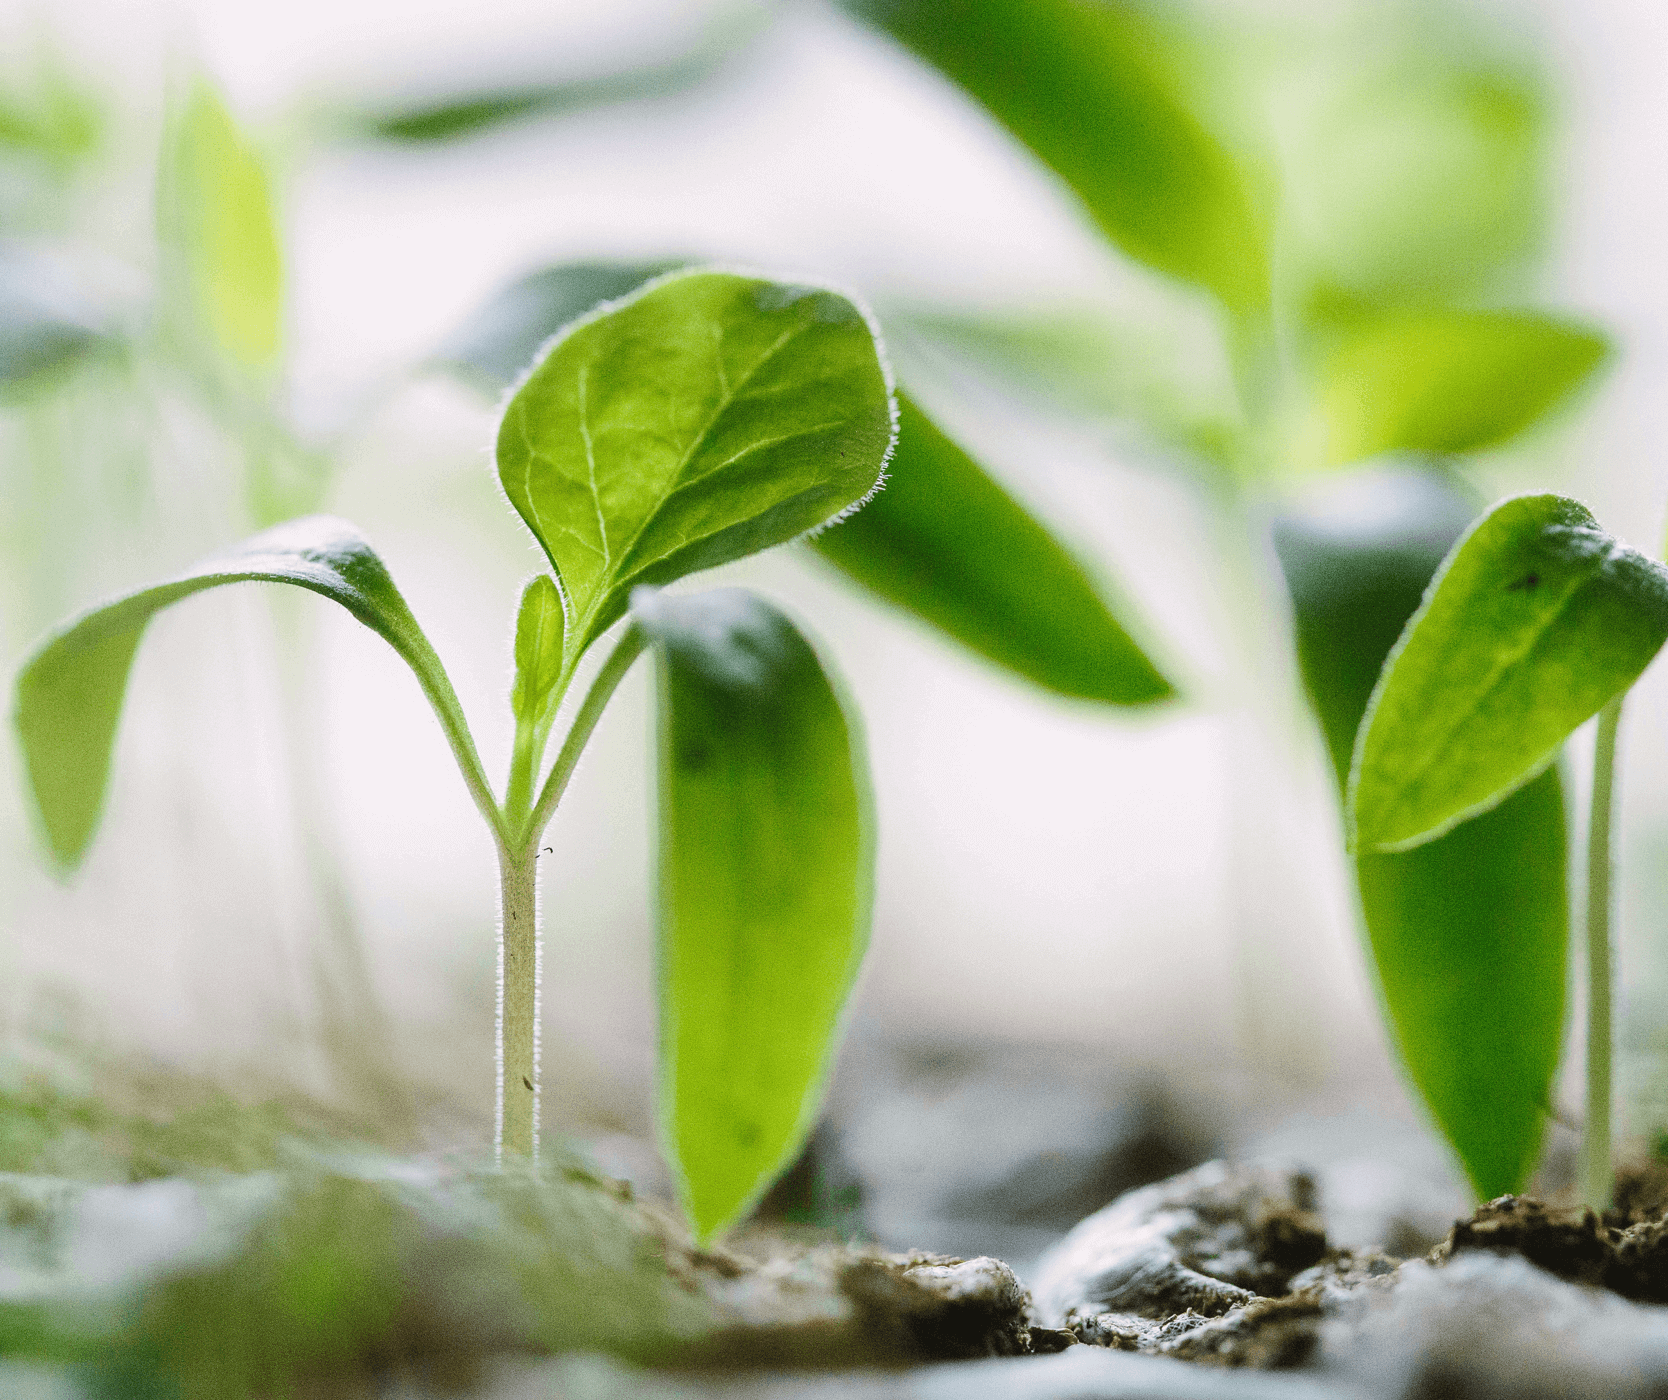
[159,78,282,369]
[843,0,1269,313]
[439,259,685,390]
[1309,310,1607,467]
[497,270,894,663]
[1351,494,1668,854]
[356,7,776,143]
[0,60,101,171]
[813,395,1174,705]
[13,516,485,869]
[634,587,869,1243]
[1275,469,1566,1198]
[886,302,1239,462]
[1285,62,1547,308]
[0,248,109,388]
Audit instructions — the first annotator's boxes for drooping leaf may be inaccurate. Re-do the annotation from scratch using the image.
[497,270,894,663]
[634,587,869,1242]
[1310,311,1607,468]
[842,0,1269,312]
[1351,494,1668,854]
[813,395,1174,705]
[438,259,685,390]
[14,516,487,869]
[1275,469,1566,1197]
[159,77,282,368]
[510,575,565,726]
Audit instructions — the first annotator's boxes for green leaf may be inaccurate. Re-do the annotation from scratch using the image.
[1310,311,1607,467]
[438,259,685,390]
[842,0,1269,312]
[1351,494,1668,854]
[813,395,1174,705]
[510,575,565,725]
[160,77,282,368]
[634,587,870,1243]
[0,249,110,389]
[497,270,895,664]
[13,516,490,869]
[1276,470,1567,1197]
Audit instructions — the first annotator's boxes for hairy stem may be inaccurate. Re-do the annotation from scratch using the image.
[498,843,540,1160]
[1583,695,1624,1212]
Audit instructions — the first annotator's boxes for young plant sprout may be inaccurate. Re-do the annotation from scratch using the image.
[12,268,897,1242]
[1349,495,1668,1210]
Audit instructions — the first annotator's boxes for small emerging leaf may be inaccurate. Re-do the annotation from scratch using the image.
[1276,470,1566,1197]
[1351,494,1668,853]
[510,575,565,724]
[498,270,895,663]
[14,517,484,868]
[634,587,869,1242]
[160,78,282,368]
[1311,311,1606,467]
[813,395,1174,705]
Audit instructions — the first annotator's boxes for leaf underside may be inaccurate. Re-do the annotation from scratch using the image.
[497,270,894,663]
[635,587,869,1243]
[1351,493,1668,854]
[1276,469,1566,1198]
[14,516,477,868]
[811,394,1175,705]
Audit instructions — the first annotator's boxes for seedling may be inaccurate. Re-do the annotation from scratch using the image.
[12,268,897,1242]
[1350,494,1668,1209]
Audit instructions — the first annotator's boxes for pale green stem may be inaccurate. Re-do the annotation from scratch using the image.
[1583,695,1624,1213]
[494,621,650,1161]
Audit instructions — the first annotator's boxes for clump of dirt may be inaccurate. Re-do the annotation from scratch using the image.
[1431,1192,1668,1303]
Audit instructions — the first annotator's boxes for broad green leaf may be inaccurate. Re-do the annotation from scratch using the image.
[510,575,565,725]
[634,587,869,1242]
[1351,494,1668,854]
[14,516,487,869]
[438,259,685,390]
[1310,311,1607,467]
[813,395,1174,705]
[160,78,282,368]
[842,0,1269,312]
[1276,470,1566,1196]
[497,270,894,663]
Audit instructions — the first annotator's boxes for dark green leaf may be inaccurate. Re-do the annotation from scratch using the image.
[438,259,684,390]
[1275,469,1567,1198]
[843,0,1269,312]
[158,78,282,369]
[1351,494,1668,853]
[634,587,870,1242]
[813,395,1174,705]
[1310,311,1607,467]
[497,270,895,663]
[510,574,565,725]
[14,516,488,869]
[0,251,109,388]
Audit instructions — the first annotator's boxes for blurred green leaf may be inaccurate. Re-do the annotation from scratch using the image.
[0,59,101,172]
[1286,64,1547,308]
[814,395,1174,705]
[496,270,894,663]
[1351,494,1668,855]
[159,78,282,369]
[0,249,109,389]
[634,587,869,1242]
[1276,469,1566,1198]
[844,0,1269,312]
[13,516,485,869]
[439,259,685,389]
[1309,310,1607,467]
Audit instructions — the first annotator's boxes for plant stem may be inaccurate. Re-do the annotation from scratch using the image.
[1583,695,1624,1213]
[497,842,540,1160]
